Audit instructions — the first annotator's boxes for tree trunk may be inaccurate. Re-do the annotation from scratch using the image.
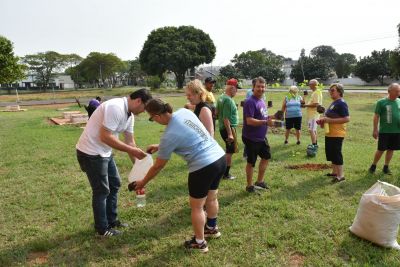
[379,76,384,85]
[175,72,185,89]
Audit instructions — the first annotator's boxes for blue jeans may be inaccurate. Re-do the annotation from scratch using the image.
[77,150,121,233]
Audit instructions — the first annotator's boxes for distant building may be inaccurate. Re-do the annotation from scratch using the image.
[13,74,75,89]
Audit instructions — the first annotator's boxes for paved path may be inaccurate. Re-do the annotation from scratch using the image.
[0,90,387,107]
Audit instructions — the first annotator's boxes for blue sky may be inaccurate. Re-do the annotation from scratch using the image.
[1,0,399,66]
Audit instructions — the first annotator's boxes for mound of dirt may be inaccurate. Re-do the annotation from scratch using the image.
[286,163,330,171]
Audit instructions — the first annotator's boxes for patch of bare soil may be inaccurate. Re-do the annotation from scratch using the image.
[289,252,305,267]
[29,103,73,109]
[27,251,48,266]
[286,163,330,171]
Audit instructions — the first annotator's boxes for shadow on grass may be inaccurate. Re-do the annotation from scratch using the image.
[336,171,398,197]
[0,187,249,266]
[271,172,329,201]
[339,232,394,265]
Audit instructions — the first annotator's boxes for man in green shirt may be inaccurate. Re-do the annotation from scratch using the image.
[369,83,400,174]
[217,78,239,179]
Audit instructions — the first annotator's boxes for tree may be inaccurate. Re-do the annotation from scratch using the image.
[139,26,216,88]
[231,49,285,83]
[290,51,331,83]
[126,58,146,85]
[334,53,357,78]
[354,49,391,85]
[22,51,67,91]
[73,52,124,87]
[63,53,83,68]
[389,49,400,78]
[0,36,26,88]
[389,23,400,78]
[310,45,338,69]
[219,64,242,79]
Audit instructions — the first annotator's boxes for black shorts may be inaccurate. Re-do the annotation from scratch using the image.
[219,127,238,154]
[285,117,302,130]
[325,137,344,165]
[378,133,400,151]
[242,136,271,167]
[188,155,226,199]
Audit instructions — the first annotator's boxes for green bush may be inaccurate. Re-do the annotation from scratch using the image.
[146,75,161,89]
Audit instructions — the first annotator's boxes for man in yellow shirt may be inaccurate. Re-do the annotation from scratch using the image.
[303,79,323,147]
[204,77,217,126]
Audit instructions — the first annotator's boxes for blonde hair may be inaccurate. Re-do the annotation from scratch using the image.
[289,86,299,95]
[185,79,207,102]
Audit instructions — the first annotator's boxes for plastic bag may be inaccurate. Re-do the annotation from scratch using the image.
[349,180,400,249]
[128,154,153,183]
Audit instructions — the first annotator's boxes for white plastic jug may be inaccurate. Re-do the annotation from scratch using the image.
[128,154,153,183]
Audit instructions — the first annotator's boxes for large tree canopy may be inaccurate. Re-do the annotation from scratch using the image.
[139,26,216,88]
[219,64,242,79]
[354,49,391,85]
[0,35,25,85]
[290,48,332,83]
[22,51,67,91]
[310,45,338,69]
[69,52,124,87]
[232,49,285,83]
[334,53,357,78]
[389,23,400,78]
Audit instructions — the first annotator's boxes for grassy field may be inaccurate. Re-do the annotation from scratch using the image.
[1,90,400,266]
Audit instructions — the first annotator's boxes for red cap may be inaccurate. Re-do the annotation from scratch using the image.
[226,78,240,88]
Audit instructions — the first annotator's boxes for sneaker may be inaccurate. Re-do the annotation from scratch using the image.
[254,181,269,190]
[204,225,221,238]
[223,174,235,180]
[368,165,376,174]
[184,237,208,253]
[331,177,345,183]
[109,220,129,228]
[284,140,288,145]
[383,167,392,175]
[246,185,256,193]
[98,228,121,237]
[296,141,301,145]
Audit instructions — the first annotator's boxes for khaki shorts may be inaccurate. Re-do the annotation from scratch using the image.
[308,118,318,131]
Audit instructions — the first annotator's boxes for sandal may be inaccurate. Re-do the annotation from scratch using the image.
[331,177,345,183]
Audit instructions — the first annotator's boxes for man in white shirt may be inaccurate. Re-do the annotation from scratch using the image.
[76,89,152,237]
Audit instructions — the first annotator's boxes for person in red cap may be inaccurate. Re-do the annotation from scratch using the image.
[216,78,240,179]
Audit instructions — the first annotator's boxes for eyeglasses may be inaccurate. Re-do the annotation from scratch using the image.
[329,89,337,92]
[148,114,159,122]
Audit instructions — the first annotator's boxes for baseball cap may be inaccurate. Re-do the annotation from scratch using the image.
[226,78,242,89]
[205,77,216,83]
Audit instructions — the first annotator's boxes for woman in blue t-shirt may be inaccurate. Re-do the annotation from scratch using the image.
[129,98,226,253]
[281,86,303,144]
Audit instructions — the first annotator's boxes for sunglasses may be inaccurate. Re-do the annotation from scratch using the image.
[148,113,159,122]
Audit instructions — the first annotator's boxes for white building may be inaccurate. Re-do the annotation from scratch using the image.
[16,74,75,89]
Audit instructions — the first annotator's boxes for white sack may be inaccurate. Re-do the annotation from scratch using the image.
[349,180,400,249]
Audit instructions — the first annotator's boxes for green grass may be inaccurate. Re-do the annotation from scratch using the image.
[1,91,399,266]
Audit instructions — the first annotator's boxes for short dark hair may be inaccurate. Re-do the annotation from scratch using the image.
[130,88,152,104]
[95,96,101,101]
[252,77,266,88]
